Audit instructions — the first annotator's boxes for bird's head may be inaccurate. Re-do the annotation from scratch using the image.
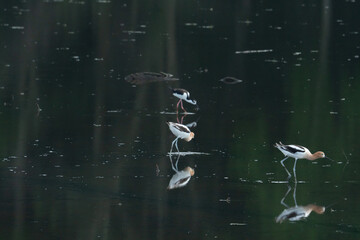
[185,132,195,142]
[185,167,195,176]
[314,151,326,159]
[307,204,326,214]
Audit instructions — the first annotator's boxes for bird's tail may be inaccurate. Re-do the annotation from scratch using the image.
[274,142,283,148]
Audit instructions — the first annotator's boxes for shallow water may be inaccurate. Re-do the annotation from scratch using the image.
[1,0,360,239]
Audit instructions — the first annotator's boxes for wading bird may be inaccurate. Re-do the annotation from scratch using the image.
[167,122,194,154]
[274,142,327,181]
[170,88,197,113]
[167,154,195,190]
[276,183,325,223]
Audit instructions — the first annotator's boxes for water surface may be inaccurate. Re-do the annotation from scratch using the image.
[0,0,360,239]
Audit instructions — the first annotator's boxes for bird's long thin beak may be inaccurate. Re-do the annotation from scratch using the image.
[326,156,335,162]
[325,201,337,209]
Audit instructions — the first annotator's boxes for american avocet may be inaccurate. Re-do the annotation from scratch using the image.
[276,183,325,223]
[276,204,325,223]
[170,88,197,113]
[167,154,195,190]
[168,166,195,190]
[274,142,326,181]
[167,122,194,154]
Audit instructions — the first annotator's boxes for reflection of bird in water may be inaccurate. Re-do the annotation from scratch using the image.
[170,88,197,113]
[274,142,326,181]
[167,154,195,190]
[276,204,325,223]
[125,72,178,85]
[276,183,325,223]
[167,122,194,154]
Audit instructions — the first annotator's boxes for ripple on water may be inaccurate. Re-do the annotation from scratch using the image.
[167,152,210,156]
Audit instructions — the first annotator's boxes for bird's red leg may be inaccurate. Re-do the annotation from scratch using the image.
[176,99,181,113]
[180,114,186,124]
[181,100,187,113]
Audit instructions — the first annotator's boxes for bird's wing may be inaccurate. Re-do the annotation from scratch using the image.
[174,124,191,133]
[173,88,187,95]
[276,207,306,223]
[168,171,191,189]
[281,144,306,154]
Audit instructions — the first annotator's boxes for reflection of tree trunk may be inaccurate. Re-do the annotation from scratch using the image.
[12,77,39,239]
[311,0,331,140]
[12,2,42,237]
[127,0,178,154]
[165,0,177,74]
[235,0,251,54]
[88,4,112,239]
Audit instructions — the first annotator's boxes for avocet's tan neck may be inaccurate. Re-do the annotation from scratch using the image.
[308,151,325,160]
[185,132,195,142]
[305,204,325,214]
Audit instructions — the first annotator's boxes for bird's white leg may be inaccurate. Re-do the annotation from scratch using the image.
[175,154,180,171]
[293,181,298,206]
[280,156,291,180]
[293,158,298,183]
[170,137,179,155]
[169,154,178,173]
[280,184,291,208]
[175,138,180,153]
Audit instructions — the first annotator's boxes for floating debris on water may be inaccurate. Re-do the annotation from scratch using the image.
[159,111,195,115]
[107,110,122,113]
[230,223,247,226]
[125,72,178,85]
[123,30,146,35]
[185,23,198,26]
[235,49,273,54]
[167,151,210,156]
[199,25,214,29]
[11,26,25,30]
[219,197,231,203]
[270,181,289,184]
[219,77,243,84]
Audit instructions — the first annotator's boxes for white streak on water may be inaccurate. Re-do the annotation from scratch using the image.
[235,49,273,54]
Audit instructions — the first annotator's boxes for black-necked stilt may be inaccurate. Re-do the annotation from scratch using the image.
[170,88,197,113]
[167,122,194,154]
[274,142,327,181]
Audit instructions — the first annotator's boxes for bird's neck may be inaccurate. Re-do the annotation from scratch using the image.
[308,154,318,161]
[306,204,325,214]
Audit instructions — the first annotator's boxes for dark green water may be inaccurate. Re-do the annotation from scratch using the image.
[1,0,360,239]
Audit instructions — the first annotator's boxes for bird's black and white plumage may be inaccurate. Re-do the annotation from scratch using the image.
[274,142,326,182]
[167,167,195,190]
[274,142,307,158]
[171,88,197,105]
[274,142,325,160]
[170,88,197,112]
[167,122,194,141]
[276,204,325,223]
[167,122,195,155]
